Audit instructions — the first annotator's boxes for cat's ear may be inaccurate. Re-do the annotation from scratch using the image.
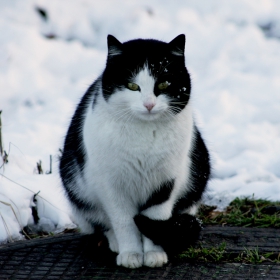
[107,35,123,57]
[168,34,185,56]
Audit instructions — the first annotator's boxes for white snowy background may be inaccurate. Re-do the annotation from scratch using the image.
[0,0,280,243]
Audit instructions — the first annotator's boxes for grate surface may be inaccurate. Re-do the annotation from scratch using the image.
[0,226,279,279]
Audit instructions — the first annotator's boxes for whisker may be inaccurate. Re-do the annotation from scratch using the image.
[169,101,189,105]
[169,107,182,112]
[163,109,177,119]
[120,111,135,134]
[167,106,183,115]
[112,108,132,123]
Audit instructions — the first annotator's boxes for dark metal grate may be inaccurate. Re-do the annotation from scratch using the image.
[0,227,280,279]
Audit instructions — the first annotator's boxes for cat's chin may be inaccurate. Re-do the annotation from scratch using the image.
[135,111,163,121]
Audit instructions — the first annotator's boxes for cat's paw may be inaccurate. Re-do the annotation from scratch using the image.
[117,252,143,269]
[144,251,168,267]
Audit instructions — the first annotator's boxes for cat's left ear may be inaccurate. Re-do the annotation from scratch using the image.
[107,35,123,57]
[168,34,185,56]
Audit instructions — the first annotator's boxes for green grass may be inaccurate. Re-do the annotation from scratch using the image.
[234,247,278,264]
[179,196,280,264]
[198,196,280,228]
[178,242,228,262]
[178,243,280,264]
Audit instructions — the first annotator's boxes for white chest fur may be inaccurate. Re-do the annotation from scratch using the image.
[81,89,194,212]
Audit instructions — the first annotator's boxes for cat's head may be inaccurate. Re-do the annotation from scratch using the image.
[102,34,191,121]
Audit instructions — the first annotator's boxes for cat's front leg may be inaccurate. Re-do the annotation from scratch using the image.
[109,213,143,268]
[104,229,119,253]
[143,236,168,267]
[114,221,143,268]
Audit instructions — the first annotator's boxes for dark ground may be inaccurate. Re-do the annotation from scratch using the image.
[0,226,280,280]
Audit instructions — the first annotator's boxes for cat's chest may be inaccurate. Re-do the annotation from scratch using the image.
[117,126,175,168]
[86,114,181,159]
[83,96,192,178]
[82,100,193,207]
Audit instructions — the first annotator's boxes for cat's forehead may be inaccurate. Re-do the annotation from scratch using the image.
[122,40,174,64]
[123,39,168,54]
[120,41,184,77]
[129,58,170,82]
[133,66,155,87]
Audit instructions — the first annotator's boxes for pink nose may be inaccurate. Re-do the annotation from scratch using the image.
[144,103,155,112]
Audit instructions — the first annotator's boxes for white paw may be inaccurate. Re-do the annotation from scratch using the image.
[144,251,168,267]
[117,252,143,269]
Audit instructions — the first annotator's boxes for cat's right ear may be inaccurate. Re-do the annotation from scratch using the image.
[107,35,123,57]
[168,34,185,56]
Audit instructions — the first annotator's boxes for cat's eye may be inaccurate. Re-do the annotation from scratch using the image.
[128,83,140,91]
[158,82,169,90]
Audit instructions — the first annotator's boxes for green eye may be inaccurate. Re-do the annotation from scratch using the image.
[158,81,170,90]
[128,83,139,91]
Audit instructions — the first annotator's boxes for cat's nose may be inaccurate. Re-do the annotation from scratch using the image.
[144,102,155,112]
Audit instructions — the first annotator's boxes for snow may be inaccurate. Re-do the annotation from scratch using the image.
[1,0,280,243]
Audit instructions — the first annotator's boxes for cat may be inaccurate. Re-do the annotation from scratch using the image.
[59,34,211,269]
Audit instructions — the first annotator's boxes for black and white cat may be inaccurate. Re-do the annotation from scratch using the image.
[59,34,211,269]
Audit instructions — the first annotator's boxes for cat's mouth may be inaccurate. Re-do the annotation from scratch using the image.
[136,107,165,121]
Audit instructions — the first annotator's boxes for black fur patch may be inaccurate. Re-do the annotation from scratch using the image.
[59,79,100,209]
[134,213,202,254]
[173,126,211,214]
[65,189,95,211]
[139,180,174,212]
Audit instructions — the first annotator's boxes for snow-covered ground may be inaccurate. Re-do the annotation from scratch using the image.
[1,0,280,243]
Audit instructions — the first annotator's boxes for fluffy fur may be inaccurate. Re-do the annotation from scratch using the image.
[59,34,211,269]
